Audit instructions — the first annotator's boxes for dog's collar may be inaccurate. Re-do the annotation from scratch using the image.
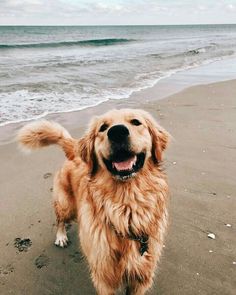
[111,224,149,256]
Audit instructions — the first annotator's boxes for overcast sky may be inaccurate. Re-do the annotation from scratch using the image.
[0,0,236,25]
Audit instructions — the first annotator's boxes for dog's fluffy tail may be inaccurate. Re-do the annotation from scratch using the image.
[17,120,77,160]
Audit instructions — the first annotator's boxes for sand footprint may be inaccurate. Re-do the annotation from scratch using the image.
[14,238,32,252]
[69,251,84,264]
[35,253,50,269]
[0,264,14,276]
[43,172,52,179]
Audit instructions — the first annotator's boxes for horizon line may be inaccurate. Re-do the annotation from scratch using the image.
[0,23,236,27]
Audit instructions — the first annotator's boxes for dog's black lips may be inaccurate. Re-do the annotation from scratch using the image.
[103,151,145,178]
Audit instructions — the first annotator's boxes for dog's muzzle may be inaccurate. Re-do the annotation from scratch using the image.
[103,124,145,180]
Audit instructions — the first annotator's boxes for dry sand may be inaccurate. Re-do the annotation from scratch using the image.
[0,79,236,294]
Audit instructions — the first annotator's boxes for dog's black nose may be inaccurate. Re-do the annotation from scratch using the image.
[107,124,129,143]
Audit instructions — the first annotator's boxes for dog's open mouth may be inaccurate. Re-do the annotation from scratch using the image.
[103,151,145,180]
[113,155,137,171]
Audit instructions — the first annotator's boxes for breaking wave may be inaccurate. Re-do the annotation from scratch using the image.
[0,38,135,49]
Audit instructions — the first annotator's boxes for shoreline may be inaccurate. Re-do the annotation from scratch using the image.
[1,56,236,145]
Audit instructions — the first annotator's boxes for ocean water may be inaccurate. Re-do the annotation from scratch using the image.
[1,24,236,126]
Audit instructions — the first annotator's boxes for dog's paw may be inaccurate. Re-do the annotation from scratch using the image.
[54,232,68,248]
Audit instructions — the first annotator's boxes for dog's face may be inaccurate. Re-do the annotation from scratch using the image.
[79,109,169,180]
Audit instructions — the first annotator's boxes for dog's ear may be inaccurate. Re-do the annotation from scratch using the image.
[78,119,98,175]
[143,111,170,164]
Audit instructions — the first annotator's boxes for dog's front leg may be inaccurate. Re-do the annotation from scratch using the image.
[91,271,117,295]
[54,221,68,247]
[53,169,77,248]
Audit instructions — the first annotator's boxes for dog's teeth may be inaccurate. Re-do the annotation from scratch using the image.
[112,155,137,171]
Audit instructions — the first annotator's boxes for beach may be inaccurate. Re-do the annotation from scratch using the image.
[1,25,236,127]
[0,60,236,294]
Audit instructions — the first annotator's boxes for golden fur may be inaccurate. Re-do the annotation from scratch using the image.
[18,109,170,295]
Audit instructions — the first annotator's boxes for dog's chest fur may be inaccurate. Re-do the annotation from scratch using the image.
[77,166,168,272]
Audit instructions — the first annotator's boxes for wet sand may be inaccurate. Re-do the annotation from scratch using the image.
[0,79,236,294]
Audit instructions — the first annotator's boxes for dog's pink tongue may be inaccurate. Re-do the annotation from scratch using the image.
[113,156,136,171]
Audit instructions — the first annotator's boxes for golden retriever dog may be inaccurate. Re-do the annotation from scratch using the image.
[18,109,169,295]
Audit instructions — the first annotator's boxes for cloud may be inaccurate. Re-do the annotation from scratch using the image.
[0,0,236,25]
[92,2,125,13]
[0,0,173,23]
[198,5,207,11]
[0,0,88,17]
[0,0,169,17]
[225,3,236,11]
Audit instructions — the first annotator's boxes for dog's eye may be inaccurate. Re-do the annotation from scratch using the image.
[99,123,109,132]
[130,119,142,126]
